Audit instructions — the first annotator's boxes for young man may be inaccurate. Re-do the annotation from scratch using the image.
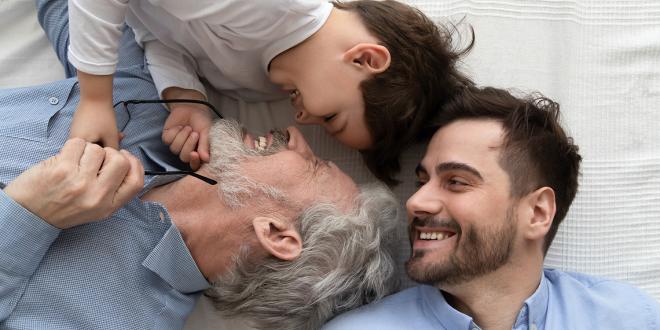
[323,87,660,329]
[68,0,472,184]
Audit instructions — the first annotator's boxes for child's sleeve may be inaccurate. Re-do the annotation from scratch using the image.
[66,0,129,75]
[142,36,207,99]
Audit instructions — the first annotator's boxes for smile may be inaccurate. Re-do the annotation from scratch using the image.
[419,232,453,241]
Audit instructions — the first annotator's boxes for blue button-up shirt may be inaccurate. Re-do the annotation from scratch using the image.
[323,269,660,330]
[0,0,209,328]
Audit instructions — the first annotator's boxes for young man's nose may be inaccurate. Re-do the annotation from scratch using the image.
[406,185,444,219]
[286,126,314,159]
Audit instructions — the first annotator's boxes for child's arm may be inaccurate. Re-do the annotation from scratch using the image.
[71,71,120,148]
[67,0,129,148]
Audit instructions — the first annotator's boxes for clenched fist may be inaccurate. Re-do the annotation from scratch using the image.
[3,138,144,228]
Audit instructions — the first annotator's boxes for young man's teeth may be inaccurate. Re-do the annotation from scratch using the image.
[420,232,449,240]
[255,136,267,151]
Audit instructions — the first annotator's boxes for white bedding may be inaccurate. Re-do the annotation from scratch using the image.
[1,0,658,328]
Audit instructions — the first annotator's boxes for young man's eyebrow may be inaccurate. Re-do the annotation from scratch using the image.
[435,162,483,180]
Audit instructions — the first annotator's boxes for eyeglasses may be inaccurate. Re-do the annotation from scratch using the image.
[144,170,217,185]
[114,98,222,186]
[114,98,223,132]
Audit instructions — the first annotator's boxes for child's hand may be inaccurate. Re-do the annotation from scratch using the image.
[70,99,120,149]
[162,104,213,170]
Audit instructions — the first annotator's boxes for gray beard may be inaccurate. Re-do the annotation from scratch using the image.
[207,119,288,209]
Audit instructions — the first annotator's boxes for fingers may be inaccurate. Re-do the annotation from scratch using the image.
[58,138,88,165]
[189,151,201,171]
[113,150,144,206]
[79,142,106,177]
[162,125,182,146]
[197,129,210,162]
[179,132,199,163]
[97,147,131,192]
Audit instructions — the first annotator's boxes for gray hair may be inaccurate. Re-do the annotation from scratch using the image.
[205,183,402,329]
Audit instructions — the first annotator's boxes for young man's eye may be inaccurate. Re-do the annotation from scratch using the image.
[447,178,469,189]
[323,114,337,122]
[415,179,428,188]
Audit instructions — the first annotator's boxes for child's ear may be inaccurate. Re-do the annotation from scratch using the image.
[344,43,391,74]
[252,216,302,261]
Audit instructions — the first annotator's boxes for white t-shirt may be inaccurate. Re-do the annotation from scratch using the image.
[68,0,333,102]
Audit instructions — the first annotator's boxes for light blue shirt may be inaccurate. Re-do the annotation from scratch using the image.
[323,269,660,330]
[0,0,209,328]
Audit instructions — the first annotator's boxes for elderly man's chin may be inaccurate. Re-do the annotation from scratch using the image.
[208,119,289,209]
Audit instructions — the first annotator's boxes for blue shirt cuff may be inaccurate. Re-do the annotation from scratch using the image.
[0,189,61,276]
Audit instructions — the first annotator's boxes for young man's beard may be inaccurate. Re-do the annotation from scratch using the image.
[405,207,517,286]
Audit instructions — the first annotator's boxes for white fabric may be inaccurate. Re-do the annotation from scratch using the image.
[0,0,65,88]
[2,0,659,328]
[68,0,333,101]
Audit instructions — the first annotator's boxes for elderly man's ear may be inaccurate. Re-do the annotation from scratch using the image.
[253,217,302,261]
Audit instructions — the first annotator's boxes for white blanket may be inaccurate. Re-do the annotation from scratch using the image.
[1,0,658,328]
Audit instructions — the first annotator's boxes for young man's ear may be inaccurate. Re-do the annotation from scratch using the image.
[252,216,302,261]
[520,187,556,240]
[344,43,391,74]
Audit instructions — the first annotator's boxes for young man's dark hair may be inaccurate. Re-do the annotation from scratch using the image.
[334,0,474,185]
[432,86,582,253]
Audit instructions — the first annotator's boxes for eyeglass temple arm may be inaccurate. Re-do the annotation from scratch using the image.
[114,99,223,119]
[144,170,218,185]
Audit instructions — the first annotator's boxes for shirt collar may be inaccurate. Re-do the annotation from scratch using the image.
[514,271,549,329]
[419,285,475,330]
[142,212,210,293]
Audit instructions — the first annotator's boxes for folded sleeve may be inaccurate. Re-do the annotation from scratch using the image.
[144,40,207,99]
[0,190,60,320]
[67,0,129,75]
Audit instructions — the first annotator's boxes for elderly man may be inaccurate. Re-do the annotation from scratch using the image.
[0,0,400,329]
[324,87,660,329]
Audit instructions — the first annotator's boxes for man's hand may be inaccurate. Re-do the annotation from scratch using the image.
[161,87,213,170]
[70,99,120,149]
[3,138,144,229]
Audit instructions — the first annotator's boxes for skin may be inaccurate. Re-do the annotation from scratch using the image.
[407,119,556,330]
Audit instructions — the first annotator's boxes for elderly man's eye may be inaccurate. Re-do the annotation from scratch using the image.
[323,114,337,122]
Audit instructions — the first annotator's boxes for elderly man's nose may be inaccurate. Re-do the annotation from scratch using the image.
[286,126,314,158]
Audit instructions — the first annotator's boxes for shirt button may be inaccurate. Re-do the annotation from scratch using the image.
[48,97,59,105]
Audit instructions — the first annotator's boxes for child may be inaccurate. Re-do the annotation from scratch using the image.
[68,0,472,184]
